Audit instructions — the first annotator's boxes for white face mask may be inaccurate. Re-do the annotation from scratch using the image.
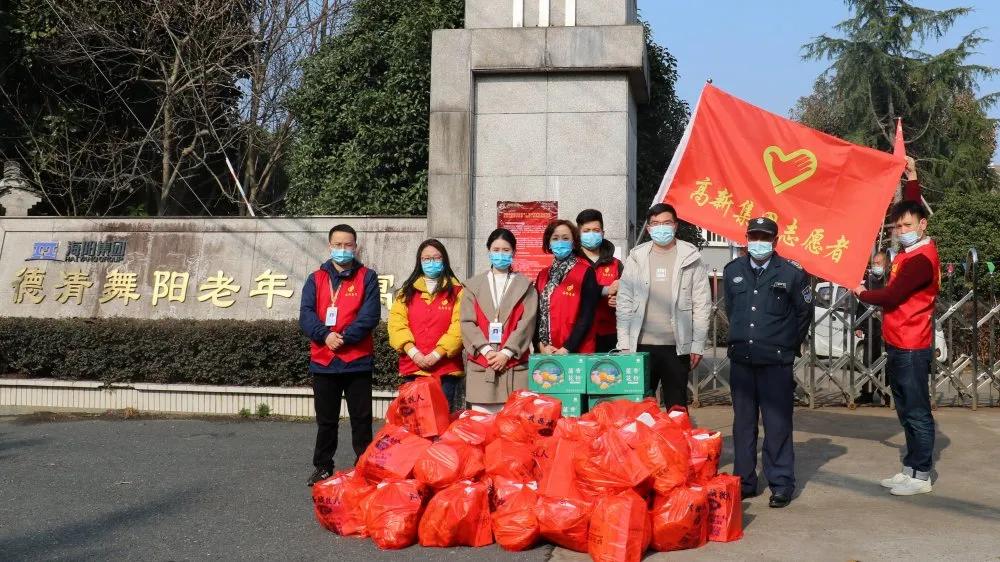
[898,231,920,247]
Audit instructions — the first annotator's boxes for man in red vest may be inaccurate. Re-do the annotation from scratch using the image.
[854,200,940,496]
[300,224,381,486]
[576,209,624,353]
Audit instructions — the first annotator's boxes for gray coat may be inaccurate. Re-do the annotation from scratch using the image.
[616,240,712,355]
[459,270,538,404]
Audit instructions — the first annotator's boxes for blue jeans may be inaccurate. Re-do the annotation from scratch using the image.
[886,345,935,478]
[402,375,461,412]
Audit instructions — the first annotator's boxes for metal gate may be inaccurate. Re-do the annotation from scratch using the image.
[689,249,1000,409]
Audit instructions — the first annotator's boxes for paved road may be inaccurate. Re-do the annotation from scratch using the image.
[2,407,999,561]
[0,414,547,561]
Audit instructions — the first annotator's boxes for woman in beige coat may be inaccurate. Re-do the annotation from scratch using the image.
[460,228,538,413]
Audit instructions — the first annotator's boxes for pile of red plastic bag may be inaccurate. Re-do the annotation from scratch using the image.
[312,378,743,561]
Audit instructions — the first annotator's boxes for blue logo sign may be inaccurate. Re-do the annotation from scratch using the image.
[27,242,60,261]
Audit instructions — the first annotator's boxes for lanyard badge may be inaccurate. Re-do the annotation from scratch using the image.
[325,276,344,327]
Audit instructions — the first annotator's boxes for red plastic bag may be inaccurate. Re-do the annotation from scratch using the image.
[418,480,494,547]
[311,470,375,536]
[633,420,691,495]
[664,405,692,431]
[386,377,452,438]
[357,424,432,483]
[614,411,661,448]
[495,390,562,443]
[575,429,651,495]
[413,439,485,489]
[706,474,743,542]
[484,438,536,482]
[439,410,497,447]
[537,495,593,553]
[490,475,537,506]
[363,480,427,550]
[687,429,723,484]
[584,398,660,430]
[535,436,585,499]
[552,417,603,442]
[650,486,710,551]
[588,490,651,562]
[491,483,540,551]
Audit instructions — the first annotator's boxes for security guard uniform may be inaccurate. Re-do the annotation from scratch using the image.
[723,218,811,502]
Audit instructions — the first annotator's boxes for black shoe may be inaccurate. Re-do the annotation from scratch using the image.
[307,467,333,487]
[742,488,761,499]
[768,493,792,508]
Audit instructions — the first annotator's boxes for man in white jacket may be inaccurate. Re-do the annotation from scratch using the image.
[616,203,712,408]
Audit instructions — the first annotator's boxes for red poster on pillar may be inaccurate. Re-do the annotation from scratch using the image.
[497,201,558,281]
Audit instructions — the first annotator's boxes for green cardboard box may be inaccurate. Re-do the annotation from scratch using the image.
[587,394,646,409]
[528,355,587,394]
[549,393,583,417]
[585,353,649,395]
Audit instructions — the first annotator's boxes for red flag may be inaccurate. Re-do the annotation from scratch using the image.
[655,85,906,287]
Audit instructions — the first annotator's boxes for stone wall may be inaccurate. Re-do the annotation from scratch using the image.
[465,0,637,28]
[427,6,649,277]
[471,72,636,270]
[0,217,426,320]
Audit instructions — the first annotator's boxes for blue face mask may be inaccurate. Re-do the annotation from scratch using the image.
[421,260,444,279]
[748,241,773,261]
[580,231,604,250]
[650,225,675,245]
[872,265,885,277]
[898,231,920,247]
[550,240,574,260]
[490,252,513,270]
[330,249,355,265]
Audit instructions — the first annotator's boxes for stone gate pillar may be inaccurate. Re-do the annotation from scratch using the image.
[427,0,649,276]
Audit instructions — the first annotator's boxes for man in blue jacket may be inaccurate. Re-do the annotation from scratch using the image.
[300,224,381,486]
[724,217,811,508]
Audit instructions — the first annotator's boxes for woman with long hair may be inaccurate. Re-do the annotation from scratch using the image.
[459,228,538,413]
[388,239,464,410]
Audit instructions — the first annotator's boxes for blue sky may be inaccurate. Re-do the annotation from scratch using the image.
[639,0,1000,162]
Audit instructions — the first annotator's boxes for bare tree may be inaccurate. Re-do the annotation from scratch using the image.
[5,0,352,216]
[233,0,351,215]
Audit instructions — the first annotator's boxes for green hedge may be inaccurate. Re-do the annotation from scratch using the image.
[0,318,402,391]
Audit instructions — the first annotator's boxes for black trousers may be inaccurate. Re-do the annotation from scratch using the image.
[730,361,795,496]
[638,344,691,408]
[596,333,618,353]
[312,372,373,470]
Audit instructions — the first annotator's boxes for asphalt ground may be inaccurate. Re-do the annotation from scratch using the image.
[2,407,999,561]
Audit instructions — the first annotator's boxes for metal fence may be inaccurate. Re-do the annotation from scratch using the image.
[690,248,1000,409]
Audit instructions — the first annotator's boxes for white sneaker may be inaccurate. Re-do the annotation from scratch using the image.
[880,472,909,489]
[890,476,932,496]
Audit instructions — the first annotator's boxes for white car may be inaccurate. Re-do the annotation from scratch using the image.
[812,282,948,362]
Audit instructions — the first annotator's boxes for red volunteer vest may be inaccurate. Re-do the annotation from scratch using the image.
[537,260,596,353]
[469,297,529,369]
[591,258,624,337]
[398,287,464,377]
[882,239,940,350]
[310,266,373,367]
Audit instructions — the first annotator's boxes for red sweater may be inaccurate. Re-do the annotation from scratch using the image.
[859,238,940,350]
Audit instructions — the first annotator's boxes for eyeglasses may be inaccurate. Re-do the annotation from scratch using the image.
[649,220,677,227]
[421,257,443,264]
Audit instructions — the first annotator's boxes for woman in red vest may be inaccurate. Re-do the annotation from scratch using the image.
[460,229,539,413]
[388,239,464,411]
[535,220,601,355]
